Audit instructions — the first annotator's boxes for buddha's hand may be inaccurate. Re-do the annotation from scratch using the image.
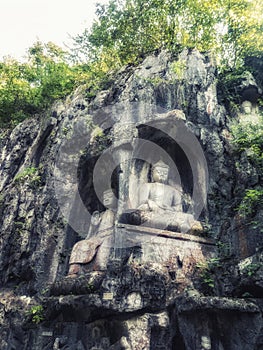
[138,203,150,211]
[160,205,174,211]
[147,200,161,211]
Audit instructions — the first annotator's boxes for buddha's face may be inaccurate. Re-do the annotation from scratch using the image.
[103,190,116,208]
[152,166,169,183]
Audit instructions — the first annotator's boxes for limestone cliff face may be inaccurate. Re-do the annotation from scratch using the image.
[0,49,262,349]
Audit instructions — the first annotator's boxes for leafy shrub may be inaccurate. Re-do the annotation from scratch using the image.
[238,188,263,217]
[196,258,221,288]
[14,167,41,187]
[230,110,263,221]
[27,305,44,324]
[231,113,263,163]
[243,263,261,277]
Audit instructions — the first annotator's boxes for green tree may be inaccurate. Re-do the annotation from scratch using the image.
[0,57,36,126]
[0,42,88,128]
[26,42,80,106]
[1,1,263,128]
[219,0,263,69]
[72,0,263,71]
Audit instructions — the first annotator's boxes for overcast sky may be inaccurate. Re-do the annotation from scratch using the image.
[0,0,109,60]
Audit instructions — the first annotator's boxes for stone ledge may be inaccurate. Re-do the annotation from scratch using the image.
[175,296,261,313]
[120,224,215,246]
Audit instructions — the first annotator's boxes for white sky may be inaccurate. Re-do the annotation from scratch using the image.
[0,0,109,61]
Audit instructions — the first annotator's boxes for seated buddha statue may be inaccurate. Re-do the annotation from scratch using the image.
[121,160,202,234]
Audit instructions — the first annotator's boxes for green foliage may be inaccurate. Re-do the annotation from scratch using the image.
[231,113,263,163]
[215,1,260,69]
[240,260,261,280]
[243,263,261,277]
[216,241,231,259]
[0,42,89,128]
[86,283,94,293]
[217,69,252,108]
[1,1,263,128]
[143,76,166,86]
[196,257,221,288]
[27,305,44,324]
[14,166,41,187]
[72,0,263,72]
[230,110,263,222]
[238,189,263,217]
[170,59,186,81]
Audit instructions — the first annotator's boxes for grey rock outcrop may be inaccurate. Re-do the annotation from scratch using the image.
[0,49,262,349]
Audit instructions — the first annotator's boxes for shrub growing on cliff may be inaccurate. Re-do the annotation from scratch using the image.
[27,305,44,324]
[14,166,41,188]
[231,113,263,164]
[231,110,263,228]
[196,257,221,290]
[238,189,263,218]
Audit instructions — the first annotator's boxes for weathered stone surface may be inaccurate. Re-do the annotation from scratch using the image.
[176,296,262,350]
[16,294,262,349]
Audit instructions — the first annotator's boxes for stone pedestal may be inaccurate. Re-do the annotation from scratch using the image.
[113,224,216,285]
[52,225,216,304]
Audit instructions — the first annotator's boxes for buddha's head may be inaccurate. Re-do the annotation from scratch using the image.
[102,189,117,209]
[152,160,169,184]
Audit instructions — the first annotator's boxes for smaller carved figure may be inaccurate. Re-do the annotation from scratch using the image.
[241,100,255,115]
[68,190,117,277]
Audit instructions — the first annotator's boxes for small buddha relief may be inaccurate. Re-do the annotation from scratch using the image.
[67,189,117,277]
